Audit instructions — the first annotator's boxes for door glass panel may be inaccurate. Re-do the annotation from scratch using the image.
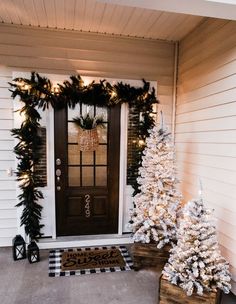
[82,151,94,165]
[68,145,80,165]
[82,167,94,186]
[96,167,107,186]
[68,122,78,143]
[96,107,108,121]
[82,104,93,116]
[97,126,107,144]
[68,167,81,186]
[96,145,107,165]
[68,104,81,120]
[67,104,108,188]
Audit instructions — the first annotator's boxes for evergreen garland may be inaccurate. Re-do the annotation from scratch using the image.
[9,72,158,240]
[11,100,44,241]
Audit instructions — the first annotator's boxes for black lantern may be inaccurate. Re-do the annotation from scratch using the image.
[27,241,40,263]
[12,235,26,261]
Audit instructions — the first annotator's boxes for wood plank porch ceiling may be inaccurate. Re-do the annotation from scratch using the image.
[0,0,205,41]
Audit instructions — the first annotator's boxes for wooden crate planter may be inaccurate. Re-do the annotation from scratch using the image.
[158,275,222,304]
[131,243,171,271]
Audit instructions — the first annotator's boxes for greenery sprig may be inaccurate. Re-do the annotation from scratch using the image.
[11,102,44,241]
[73,114,105,130]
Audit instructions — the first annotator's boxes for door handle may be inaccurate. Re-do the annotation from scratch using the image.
[56,158,61,166]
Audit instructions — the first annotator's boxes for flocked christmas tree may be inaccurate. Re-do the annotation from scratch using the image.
[163,195,231,296]
[128,116,181,248]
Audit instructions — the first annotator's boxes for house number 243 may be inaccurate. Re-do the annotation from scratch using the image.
[85,194,91,218]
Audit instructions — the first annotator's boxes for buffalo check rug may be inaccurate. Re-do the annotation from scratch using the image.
[48,245,133,277]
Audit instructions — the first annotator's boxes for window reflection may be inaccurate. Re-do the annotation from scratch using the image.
[68,167,80,186]
[96,167,107,186]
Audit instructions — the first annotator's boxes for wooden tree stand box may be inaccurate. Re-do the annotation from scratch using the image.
[158,275,222,304]
[131,243,171,271]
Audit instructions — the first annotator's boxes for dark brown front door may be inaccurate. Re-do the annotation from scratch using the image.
[54,104,120,236]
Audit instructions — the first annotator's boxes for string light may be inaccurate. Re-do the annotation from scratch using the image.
[17,82,31,92]
[24,84,30,91]
[111,91,116,98]
[20,141,27,149]
[52,85,59,94]
[22,173,29,180]
[20,173,30,186]
[138,139,145,147]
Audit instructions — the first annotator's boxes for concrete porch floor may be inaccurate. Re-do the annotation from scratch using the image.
[0,247,235,304]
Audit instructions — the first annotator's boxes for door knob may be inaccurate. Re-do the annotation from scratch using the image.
[56,158,61,166]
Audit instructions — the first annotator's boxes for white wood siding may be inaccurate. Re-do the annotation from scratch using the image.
[0,66,17,246]
[176,18,236,293]
[0,24,175,246]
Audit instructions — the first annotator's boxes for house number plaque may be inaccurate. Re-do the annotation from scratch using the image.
[84,194,91,218]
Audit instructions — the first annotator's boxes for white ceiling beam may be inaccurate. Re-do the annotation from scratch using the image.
[97,0,236,20]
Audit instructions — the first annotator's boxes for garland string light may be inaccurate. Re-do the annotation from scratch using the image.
[9,72,158,240]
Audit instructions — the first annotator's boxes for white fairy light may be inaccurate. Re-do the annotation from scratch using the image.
[52,85,59,94]
[111,91,116,98]
[138,139,145,147]
[16,81,31,92]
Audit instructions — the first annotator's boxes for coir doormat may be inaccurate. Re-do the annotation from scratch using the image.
[48,246,133,277]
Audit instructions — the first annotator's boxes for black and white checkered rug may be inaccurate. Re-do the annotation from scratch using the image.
[48,245,133,277]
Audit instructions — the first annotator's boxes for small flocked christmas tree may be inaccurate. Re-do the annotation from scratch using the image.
[163,196,231,296]
[128,118,181,248]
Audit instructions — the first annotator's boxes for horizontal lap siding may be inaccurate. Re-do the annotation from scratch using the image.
[176,19,236,293]
[0,24,175,246]
[0,24,174,77]
[0,68,17,247]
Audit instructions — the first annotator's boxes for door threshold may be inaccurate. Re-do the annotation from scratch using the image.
[38,234,133,249]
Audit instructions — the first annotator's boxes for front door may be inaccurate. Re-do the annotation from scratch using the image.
[54,103,120,236]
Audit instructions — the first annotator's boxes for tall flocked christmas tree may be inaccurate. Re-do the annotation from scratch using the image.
[128,117,181,248]
[163,195,231,296]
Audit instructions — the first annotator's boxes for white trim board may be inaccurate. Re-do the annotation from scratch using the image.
[38,234,133,250]
[99,0,236,20]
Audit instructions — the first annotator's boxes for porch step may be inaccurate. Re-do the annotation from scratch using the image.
[38,234,133,249]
